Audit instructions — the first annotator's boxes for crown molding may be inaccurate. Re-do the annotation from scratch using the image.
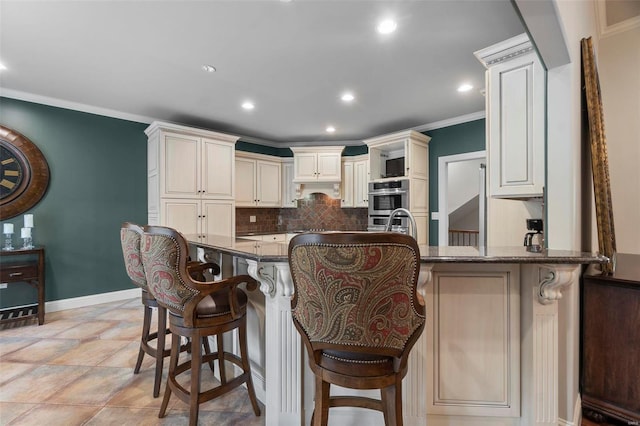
[474,33,533,68]
[0,88,155,124]
[414,111,486,133]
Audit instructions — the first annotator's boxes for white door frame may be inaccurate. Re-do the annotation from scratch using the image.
[438,150,486,246]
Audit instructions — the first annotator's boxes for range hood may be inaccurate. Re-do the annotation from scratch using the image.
[290,146,345,200]
[294,182,341,200]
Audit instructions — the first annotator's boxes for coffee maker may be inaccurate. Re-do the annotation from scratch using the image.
[524,219,544,252]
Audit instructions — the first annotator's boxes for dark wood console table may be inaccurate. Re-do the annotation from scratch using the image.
[581,253,640,424]
[0,246,45,325]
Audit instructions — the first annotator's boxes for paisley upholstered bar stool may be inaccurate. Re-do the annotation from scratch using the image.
[288,232,425,426]
[141,225,261,426]
[120,222,220,397]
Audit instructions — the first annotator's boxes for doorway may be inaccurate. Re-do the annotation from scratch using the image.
[438,150,486,246]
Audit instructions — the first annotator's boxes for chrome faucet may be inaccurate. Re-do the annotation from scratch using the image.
[385,208,417,240]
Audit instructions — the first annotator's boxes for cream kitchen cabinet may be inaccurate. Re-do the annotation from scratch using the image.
[160,198,235,239]
[341,155,369,208]
[290,146,344,183]
[475,33,545,199]
[365,130,429,182]
[281,159,296,208]
[145,121,238,237]
[235,153,281,207]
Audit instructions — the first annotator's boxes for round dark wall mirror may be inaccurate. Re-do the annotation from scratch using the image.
[0,125,50,219]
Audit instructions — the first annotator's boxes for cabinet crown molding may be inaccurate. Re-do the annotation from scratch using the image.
[144,120,240,143]
[364,129,430,148]
[474,33,534,68]
[290,146,345,154]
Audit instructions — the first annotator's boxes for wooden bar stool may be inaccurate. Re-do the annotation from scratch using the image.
[288,232,426,426]
[120,222,220,397]
[141,225,261,426]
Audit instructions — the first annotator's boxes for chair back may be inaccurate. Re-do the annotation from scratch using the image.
[120,222,148,291]
[288,232,425,360]
[140,226,200,318]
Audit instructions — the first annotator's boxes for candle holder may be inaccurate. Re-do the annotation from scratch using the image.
[3,233,14,251]
[22,236,33,249]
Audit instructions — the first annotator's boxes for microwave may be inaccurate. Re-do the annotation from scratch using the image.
[368,179,410,216]
[385,157,405,178]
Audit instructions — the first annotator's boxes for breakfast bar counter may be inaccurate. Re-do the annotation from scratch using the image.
[187,233,606,426]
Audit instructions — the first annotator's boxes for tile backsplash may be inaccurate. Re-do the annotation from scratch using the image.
[236,193,368,234]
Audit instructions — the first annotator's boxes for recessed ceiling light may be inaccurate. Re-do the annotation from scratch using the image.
[377,19,397,35]
[341,92,355,102]
[457,83,473,92]
[242,101,255,110]
[326,126,336,133]
[0,63,7,71]
[201,64,216,73]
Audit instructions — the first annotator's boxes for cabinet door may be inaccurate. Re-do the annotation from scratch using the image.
[316,152,341,181]
[354,159,369,207]
[488,52,544,198]
[281,161,296,208]
[202,200,235,238]
[163,133,199,198]
[202,138,234,199]
[407,138,428,180]
[341,161,354,207]
[294,153,318,180]
[257,160,281,207]
[235,158,257,206]
[160,199,200,235]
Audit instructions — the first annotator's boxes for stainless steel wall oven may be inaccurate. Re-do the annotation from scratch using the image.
[367,179,410,233]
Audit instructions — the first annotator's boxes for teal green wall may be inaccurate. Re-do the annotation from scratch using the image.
[424,119,486,245]
[0,97,147,308]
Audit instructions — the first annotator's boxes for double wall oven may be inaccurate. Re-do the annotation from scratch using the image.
[367,179,410,233]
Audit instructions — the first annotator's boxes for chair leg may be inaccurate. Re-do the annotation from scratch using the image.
[216,333,227,384]
[313,375,330,426]
[135,304,152,374]
[153,306,167,398]
[238,320,260,416]
[159,330,180,418]
[189,333,202,426]
[381,381,403,426]
[202,336,215,374]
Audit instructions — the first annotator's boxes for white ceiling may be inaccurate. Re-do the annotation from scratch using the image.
[0,0,525,145]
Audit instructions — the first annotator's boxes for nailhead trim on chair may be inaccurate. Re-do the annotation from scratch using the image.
[322,352,387,364]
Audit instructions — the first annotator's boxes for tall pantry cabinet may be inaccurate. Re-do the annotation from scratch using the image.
[145,121,238,240]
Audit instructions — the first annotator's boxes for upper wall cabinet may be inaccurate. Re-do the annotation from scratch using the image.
[145,121,238,238]
[341,155,369,208]
[475,33,545,199]
[147,122,237,201]
[235,152,282,207]
[281,159,297,208]
[365,130,430,182]
[290,146,344,183]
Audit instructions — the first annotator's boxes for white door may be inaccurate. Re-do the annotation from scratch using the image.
[202,138,234,199]
[257,160,281,207]
[161,198,200,235]
[341,161,354,207]
[354,160,369,207]
[202,200,235,238]
[294,153,317,180]
[235,158,257,206]
[162,133,199,198]
[316,152,341,181]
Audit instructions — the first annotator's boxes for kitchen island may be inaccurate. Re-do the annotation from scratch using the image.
[187,233,606,426]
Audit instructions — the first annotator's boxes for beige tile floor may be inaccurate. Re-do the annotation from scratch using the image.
[0,298,264,425]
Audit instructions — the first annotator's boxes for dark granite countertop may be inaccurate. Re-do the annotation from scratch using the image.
[187,233,608,265]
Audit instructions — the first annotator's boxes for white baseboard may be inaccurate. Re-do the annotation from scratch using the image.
[45,288,140,313]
